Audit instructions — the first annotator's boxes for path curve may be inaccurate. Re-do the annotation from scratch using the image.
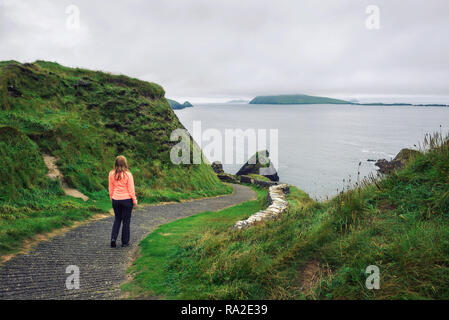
[0,184,256,300]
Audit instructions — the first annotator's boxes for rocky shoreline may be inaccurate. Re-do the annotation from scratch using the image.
[373,148,420,174]
[211,150,281,188]
[210,147,421,231]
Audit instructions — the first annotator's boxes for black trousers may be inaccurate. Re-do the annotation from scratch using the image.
[111,198,133,245]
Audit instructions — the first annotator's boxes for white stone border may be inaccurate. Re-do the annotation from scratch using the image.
[232,184,289,230]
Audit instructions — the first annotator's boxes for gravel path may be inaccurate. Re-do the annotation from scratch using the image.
[0,184,255,300]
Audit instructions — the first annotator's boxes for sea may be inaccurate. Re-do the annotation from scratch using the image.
[174,103,449,199]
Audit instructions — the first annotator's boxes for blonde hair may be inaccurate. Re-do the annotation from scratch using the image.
[113,155,129,181]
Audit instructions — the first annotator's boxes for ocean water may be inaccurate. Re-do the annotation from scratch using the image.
[174,103,449,199]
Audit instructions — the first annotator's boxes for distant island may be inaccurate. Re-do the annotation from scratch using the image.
[250,94,349,105]
[249,94,448,107]
[167,99,193,110]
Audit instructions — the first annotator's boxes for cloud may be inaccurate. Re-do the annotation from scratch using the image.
[1,0,448,101]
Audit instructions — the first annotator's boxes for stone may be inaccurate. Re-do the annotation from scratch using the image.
[253,179,278,188]
[375,148,420,174]
[211,161,224,174]
[216,173,238,183]
[75,79,92,90]
[236,150,279,182]
[239,175,254,184]
[7,84,22,97]
[232,183,290,230]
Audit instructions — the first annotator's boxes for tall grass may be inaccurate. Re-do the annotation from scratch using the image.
[127,132,449,300]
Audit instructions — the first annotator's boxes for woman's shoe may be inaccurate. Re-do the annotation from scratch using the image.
[111,240,116,248]
[122,243,130,247]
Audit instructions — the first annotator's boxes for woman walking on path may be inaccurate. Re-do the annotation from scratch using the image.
[109,155,138,248]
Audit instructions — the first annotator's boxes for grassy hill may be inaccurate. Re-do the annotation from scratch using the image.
[249,94,349,105]
[125,133,449,299]
[0,60,230,255]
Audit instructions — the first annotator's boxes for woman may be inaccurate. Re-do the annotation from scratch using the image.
[109,155,138,248]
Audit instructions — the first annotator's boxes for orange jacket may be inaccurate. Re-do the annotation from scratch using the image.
[108,170,138,205]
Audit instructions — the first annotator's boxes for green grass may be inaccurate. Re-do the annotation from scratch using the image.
[123,187,268,299]
[0,194,111,254]
[126,133,449,300]
[0,60,231,256]
[247,174,271,182]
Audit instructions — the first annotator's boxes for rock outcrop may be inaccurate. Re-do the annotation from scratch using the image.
[239,175,279,188]
[167,99,194,110]
[375,148,420,174]
[211,161,224,174]
[232,184,289,230]
[211,159,280,188]
[216,173,239,183]
[211,161,239,182]
[236,150,279,182]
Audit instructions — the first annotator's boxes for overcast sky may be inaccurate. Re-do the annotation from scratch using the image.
[1,0,448,103]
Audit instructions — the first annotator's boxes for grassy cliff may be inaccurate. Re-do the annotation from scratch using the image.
[0,60,230,255]
[126,133,449,299]
[249,94,349,105]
